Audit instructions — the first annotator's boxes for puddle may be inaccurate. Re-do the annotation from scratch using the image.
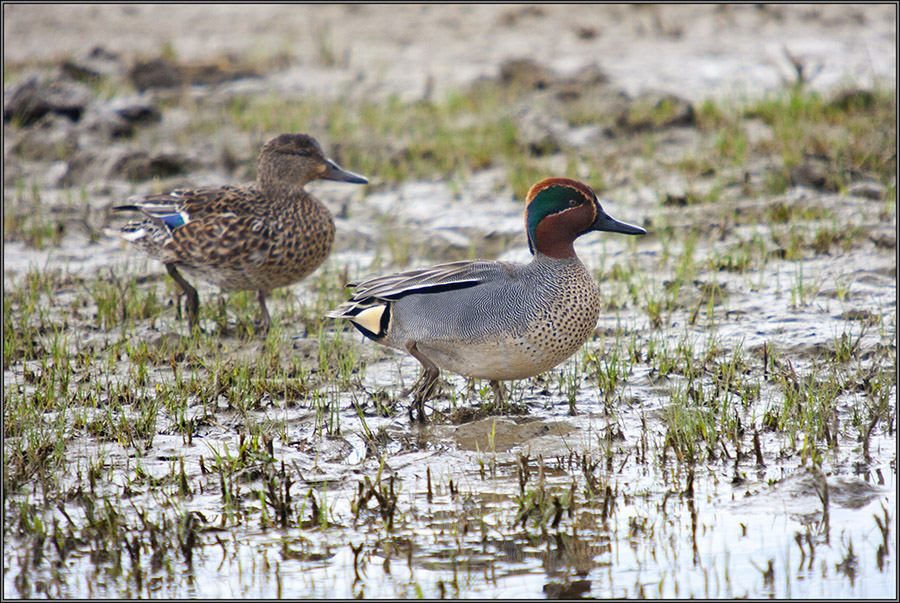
[3,5,896,598]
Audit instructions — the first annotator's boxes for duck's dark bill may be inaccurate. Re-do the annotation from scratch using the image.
[592,208,646,235]
[322,160,369,184]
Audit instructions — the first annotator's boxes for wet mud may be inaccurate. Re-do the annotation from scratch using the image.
[3,4,896,599]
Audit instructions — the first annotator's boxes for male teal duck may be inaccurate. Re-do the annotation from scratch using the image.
[327,177,645,421]
[114,133,367,332]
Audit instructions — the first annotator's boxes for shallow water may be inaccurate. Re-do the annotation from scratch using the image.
[5,405,894,598]
[3,176,896,597]
[3,5,896,597]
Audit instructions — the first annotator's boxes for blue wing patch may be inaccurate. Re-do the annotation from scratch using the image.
[159,213,186,229]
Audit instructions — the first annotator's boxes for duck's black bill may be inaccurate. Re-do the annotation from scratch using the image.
[592,207,646,236]
[323,159,369,184]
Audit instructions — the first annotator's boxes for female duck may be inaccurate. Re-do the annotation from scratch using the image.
[114,133,367,332]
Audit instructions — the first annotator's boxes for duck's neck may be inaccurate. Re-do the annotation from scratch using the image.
[529,214,581,259]
[530,250,582,267]
[259,177,309,201]
[257,157,311,200]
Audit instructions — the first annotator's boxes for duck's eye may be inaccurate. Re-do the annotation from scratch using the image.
[568,198,579,207]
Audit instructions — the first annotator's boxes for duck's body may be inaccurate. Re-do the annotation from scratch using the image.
[114,133,367,331]
[123,182,336,293]
[342,255,600,381]
[327,177,645,421]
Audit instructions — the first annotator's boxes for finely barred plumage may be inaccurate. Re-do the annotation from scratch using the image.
[327,177,646,421]
[114,133,367,332]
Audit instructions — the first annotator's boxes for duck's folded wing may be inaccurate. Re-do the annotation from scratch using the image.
[327,260,513,318]
[113,190,190,230]
[113,185,255,231]
[354,260,512,299]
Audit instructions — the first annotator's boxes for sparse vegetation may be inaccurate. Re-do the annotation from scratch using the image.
[3,14,895,597]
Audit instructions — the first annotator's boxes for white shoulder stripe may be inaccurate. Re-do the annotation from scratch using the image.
[120,228,147,242]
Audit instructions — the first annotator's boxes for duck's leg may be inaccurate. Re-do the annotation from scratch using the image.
[405,341,440,424]
[215,294,230,335]
[174,290,183,321]
[166,263,199,330]
[257,290,271,335]
[490,380,506,406]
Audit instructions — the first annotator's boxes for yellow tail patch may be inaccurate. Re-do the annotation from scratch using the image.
[352,305,387,335]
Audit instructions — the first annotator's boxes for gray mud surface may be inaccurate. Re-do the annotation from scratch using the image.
[3,4,897,599]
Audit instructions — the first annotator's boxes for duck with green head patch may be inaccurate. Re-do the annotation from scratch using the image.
[113,133,367,334]
[327,177,645,422]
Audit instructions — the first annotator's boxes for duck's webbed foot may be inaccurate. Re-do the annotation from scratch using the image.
[404,341,440,424]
